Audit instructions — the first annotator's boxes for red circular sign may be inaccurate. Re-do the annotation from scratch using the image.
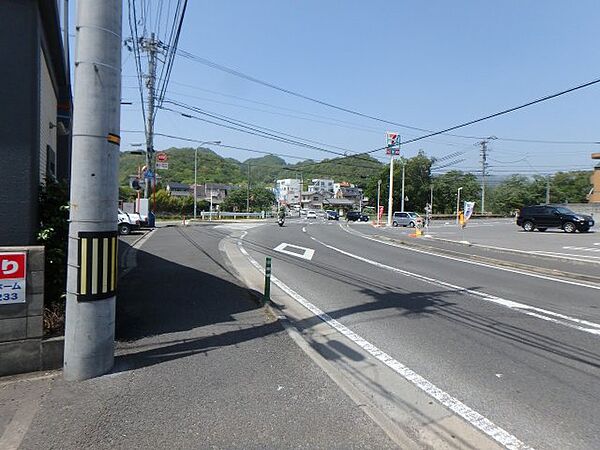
[157,152,168,162]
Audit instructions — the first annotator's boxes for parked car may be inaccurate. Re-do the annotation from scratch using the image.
[326,210,339,220]
[516,205,594,233]
[346,211,369,222]
[118,209,140,235]
[306,210,317,219]
[392,211,423,227]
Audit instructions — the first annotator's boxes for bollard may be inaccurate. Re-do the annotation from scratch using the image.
[263,257,272,304]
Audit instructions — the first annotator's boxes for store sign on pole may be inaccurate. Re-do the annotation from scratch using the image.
[156,162,169,170]
[0,252,27,304]
[385,131,400,155]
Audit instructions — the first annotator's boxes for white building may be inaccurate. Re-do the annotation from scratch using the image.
[308,179,334,193]
[276,178,301,205]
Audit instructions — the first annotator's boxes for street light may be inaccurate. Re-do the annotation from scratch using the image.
[456,187,463,225]
[194,141,222,219]
[377,179,382,226]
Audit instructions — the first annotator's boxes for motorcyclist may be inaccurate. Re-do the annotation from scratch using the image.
[278,207,286,220]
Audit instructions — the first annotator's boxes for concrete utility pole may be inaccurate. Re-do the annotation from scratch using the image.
[246,163,251,212]
[546,176,551,204]
[64,0,122,380]
[478,136,496,215]
[479,140,488,214]
[140,33,158,199]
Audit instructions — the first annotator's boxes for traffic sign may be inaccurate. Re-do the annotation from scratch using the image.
[157,152,168,162]
[156,162,169,170]
[0,252,27,304]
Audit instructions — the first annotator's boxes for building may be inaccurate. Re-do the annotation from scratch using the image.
[275,178,301,205]
[166,182,190,197]
[0,0,72,246]
[336,186,363,208]
[589,153,600,203]
[308,179,334,194]
[302,190,333,210]
[192,183,236,205]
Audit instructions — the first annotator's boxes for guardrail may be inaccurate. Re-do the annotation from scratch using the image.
[199,211,272,220]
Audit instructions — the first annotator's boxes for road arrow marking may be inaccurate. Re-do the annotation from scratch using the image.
[274,243,315,261]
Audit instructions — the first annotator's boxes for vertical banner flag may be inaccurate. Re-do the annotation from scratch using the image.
[378,205,384,220]
[464,201,475,224]
[386,132,400,155]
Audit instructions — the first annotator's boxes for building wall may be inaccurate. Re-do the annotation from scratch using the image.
[39,47,58,183]
[0,0,41,246]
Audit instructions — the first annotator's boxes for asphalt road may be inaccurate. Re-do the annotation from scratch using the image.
[236,217,600,450]
[392,218,599,263]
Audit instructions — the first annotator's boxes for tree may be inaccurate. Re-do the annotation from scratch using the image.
[549,171,592,204]
[364,151,433,213]
[487,175,542,214]
[221,187,275,212]
[432,171,480,214]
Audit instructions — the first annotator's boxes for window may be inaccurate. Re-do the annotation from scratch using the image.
[313,196,319,201]
[46,145,56,180]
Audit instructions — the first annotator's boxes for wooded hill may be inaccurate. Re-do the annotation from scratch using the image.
[119,147,383,188]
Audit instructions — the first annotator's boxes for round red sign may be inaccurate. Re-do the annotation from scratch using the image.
[156,153,168,162]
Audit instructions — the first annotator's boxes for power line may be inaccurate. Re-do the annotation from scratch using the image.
[175,49,600,146]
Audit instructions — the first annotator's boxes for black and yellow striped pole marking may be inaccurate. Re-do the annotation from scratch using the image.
[263,257,272,304]
[77,231,118,301]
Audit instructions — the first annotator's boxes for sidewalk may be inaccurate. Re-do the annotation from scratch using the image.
[0,226,397,449]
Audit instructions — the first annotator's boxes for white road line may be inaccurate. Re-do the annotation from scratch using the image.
[274,243,315,260]
[302,227,306,233]
[342,225,600,290]
[532,251,600,261]
[237,239,531,450]
[312,234,600,336]
[563,246,600,253]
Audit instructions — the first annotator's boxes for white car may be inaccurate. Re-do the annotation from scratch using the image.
[306,210,317,219]
[118,209,140,235]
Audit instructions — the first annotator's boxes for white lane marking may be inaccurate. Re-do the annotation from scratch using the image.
[237,240,531,450]
[342,224,600,290]
[563,246,600,253]
[311,234,600,336]
[274,243,315,261]
[531,251,600,261]
[302,227,306,233]
[0,388,42,450]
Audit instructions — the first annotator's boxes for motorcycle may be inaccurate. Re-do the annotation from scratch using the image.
[277,217,285,227]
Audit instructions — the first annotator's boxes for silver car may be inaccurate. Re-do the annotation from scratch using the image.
[392,211,423,227]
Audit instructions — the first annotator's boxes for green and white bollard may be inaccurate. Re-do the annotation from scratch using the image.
[263,257,272,304]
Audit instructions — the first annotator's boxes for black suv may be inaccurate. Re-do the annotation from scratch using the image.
[346,211,369,222]
[516,205,594,233]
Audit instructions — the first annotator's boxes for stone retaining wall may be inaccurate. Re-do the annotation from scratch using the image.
[0,246,48,376]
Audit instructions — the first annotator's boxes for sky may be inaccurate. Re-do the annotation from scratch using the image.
[78,1,600,180]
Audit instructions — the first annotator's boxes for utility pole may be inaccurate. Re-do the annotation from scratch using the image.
[478,136,496,215]
[479,140,488,215]
[64,0,122,380]
[386,132,399,227]
[546,176,551,204]
[456,187,463,225]
[246,163,251,212]
[140,33,158,200]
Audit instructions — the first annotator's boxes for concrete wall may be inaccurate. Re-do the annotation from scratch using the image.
[0,0,41,246]
[0,246,45,376]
